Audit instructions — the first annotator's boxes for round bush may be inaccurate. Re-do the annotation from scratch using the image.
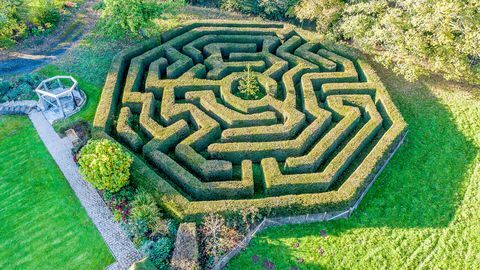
[78,139,133,192]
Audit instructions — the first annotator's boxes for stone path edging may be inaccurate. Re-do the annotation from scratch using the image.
[214,131,408,270]
[28,111,143,270]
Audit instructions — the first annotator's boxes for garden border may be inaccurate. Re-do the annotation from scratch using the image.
[214,130,408,270]
[28,111,143,270]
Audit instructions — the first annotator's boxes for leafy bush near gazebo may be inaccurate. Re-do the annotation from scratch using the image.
[78,139,133,192]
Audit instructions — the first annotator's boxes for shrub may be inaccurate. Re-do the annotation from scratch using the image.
[0,0,73,47]
[29,0,61,27]
[100,0,185,37]
[293,0,480,83]
[258,0,296,20]
[0,81,13,97]
[131,204,160,226]
[103,185,136,221]
[130,219,150,246]
[220,0,296,19]
[78,139,133,192]
[0,1,27,48]
[199,214,243,266]
[0,73,43,102]
[220,0,260,15]
[130,191,169,237]
[294,0,344,32]
[148,237,174,270]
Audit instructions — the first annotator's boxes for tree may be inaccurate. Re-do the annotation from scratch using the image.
[78,139,133,192]
[101,0,185,37]
[294,0,480,84]
[338,0,480,83]
[237,64,263,100]
[294,0,344,32]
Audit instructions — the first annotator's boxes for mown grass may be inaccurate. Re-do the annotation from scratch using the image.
[227,61,480,269]
[0,116,114,269]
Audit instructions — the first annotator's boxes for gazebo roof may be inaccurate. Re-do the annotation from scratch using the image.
[35,76,78,98]
[34,75,86,123]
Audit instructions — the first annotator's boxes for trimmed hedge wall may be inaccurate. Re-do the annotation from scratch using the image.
[93,20,407,221]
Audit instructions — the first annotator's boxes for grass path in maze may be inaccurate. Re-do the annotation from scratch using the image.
[227,62,480,269]
[0,116,114,269]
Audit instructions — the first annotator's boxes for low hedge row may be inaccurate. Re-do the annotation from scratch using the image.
[116,106,144,152]
[267,95,384,195]
[146,149,253,200]
[185,90,278,128]
[93,21,407,221]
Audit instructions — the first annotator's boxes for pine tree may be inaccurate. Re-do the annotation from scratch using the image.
[238,64,261,99]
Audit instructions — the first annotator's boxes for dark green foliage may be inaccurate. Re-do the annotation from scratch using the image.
[147,237,174,270]
[0,81,13,96]
[129,219,150,246]
[0,74,43,102]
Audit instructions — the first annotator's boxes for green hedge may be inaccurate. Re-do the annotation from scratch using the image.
[93,21,407,221]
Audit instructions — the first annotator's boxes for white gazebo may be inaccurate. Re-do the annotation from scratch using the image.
[35,76,86,122]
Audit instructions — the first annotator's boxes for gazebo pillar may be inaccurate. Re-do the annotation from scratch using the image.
[36,92,48,111]
[56,96,66,118]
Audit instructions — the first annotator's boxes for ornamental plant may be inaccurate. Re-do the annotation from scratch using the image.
[78,139,133,192]
[237,65,263,100]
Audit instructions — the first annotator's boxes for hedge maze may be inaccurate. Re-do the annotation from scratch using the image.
[94,21,407,220]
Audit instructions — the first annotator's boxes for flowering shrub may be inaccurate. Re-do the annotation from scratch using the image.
[78,139,132,192]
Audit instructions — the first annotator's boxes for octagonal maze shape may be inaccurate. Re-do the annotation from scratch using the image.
[94,21,407,220]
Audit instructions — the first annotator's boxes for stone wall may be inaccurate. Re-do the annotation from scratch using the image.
[0,100,38,115]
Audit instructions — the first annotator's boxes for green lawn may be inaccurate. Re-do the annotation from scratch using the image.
[227,62,480,269]
[0,116,114,270]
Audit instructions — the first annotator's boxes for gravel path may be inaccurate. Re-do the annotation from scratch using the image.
[28,111,143,270]
[0,0,99,77]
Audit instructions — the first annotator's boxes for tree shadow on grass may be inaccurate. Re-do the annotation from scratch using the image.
[270,59,477,232]
[264,59,478,234]
[225,60,479,270]
[337,61,479,230]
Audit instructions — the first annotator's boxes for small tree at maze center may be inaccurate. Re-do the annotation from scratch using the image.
[78,139,133,192]
[237,64,263,100]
